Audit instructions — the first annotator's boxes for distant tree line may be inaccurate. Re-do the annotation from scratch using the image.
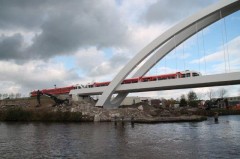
[179,91,198,107]
[160,88,228,108]
[0,93,22,100]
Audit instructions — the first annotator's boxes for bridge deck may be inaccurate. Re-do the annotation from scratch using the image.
[70,72,240,96]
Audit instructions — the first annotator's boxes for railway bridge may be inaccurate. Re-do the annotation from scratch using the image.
[70,0,240,108]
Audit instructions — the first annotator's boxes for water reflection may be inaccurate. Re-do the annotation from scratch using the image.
[0,116,240,158]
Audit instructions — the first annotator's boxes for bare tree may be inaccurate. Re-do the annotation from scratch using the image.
[0,94,2,100]
[207,89,215,100]
[180,94,187,107]
[197,92,205,100]
[218,88,227,98]
[188,90,198,107]
[9,93,15,99]
[3,94,8,99]
[169,98,175,107]
[16,93,21,98]
[161,98,167,107]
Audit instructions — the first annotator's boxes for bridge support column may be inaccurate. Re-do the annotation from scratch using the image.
[100,93,128,108]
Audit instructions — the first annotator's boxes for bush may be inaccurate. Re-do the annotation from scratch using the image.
[0,107,92,122]
[4,107,32,121]
[36,111,84,122]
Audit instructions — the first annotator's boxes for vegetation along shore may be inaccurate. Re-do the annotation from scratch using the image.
[0,95,239,123]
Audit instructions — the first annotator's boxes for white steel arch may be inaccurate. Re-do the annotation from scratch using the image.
[96,0,240,108]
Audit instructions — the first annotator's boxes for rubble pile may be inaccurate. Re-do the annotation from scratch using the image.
[0,97,207,123]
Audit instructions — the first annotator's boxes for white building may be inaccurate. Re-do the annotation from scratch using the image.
[120,96,152,106]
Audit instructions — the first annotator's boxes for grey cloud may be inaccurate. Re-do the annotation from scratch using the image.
[0,34,24,60]
[0,0,129,60]
[29,9,128,58]
[142,0,217,24]
[0,0,48,30]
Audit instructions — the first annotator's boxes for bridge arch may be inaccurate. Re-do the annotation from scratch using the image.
[96,0,240,108]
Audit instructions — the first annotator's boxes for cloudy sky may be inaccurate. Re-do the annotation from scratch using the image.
[0,0,239,99]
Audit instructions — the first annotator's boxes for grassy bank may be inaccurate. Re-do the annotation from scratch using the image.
[0,107,94,122]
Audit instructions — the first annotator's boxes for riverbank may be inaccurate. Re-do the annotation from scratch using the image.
[0,106,206,123]
[0,97,239,123]
[0,107,94,122]
[193,108,240,116]
[134,115,207,123]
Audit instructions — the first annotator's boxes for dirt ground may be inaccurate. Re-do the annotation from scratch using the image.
[0,96,56,110]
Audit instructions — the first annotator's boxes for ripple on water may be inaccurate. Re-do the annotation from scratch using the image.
[0,116,240,159]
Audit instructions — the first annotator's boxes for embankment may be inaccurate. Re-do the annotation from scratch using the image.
[0,107,93,122]
[0,97,239,123]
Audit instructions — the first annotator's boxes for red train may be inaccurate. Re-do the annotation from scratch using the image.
[86,70,201,88]
[30,86,75,97]
[30,70,201,96]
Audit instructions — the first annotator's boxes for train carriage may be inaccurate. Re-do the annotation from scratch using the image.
[30,70,201,95]
[30,86,75,97]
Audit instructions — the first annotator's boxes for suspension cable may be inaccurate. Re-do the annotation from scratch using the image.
[220,10,227,73]
[174,35,178,72]
[195,22,201,72]
[182,43,186,71]
[155,65,157,75]
[223,16,230,72]
[201,30,207,75]
[164,57,166,73]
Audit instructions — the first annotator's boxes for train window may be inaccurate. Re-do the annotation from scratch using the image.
[186,73,191,77]
[182,74,186,78]
[142,79,148,82]
[192,73,199,77]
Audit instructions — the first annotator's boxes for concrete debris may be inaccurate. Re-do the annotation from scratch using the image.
[0,97,207,123]
[137,105,143,111]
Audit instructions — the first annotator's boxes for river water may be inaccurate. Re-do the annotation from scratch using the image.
[0,115,240,159]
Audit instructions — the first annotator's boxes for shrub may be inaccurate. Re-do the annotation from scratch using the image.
[4,107,32,121]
